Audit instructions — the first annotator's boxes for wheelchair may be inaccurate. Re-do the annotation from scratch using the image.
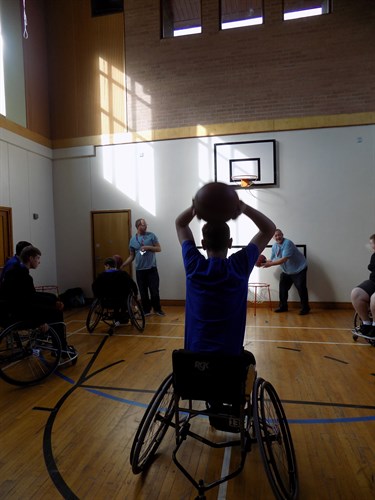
[0,319,78,386]
[352,310,375,345]
[130,349,298,500]
[86,291,145,334]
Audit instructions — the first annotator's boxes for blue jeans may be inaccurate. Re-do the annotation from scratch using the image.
[136,267,162,314]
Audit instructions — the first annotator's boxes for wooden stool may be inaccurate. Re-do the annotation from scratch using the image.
[248,282,272,316]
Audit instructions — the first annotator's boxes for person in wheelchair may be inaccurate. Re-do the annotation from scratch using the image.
[92,257,138,324]
[0,245,75,357]
[175,192,276,423]
[351,233,375,338]
[0,240,31,284]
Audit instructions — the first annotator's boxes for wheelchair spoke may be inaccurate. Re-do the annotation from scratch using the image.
[253,378,298,500]
[130,374,174,473]
[0,324,62,386]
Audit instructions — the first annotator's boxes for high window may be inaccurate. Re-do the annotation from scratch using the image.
[221,0,263,30]
[161,0,202,38]
[283,0,331,20]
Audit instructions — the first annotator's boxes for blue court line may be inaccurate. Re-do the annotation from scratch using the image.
[288,415,375,424]
[55,371,375,425]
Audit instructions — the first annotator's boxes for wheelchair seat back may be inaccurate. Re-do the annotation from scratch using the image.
[172,349,248,405]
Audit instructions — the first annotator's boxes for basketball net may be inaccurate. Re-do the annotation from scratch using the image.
[232,175,257,189]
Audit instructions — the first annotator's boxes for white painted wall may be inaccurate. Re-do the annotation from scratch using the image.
[52,125,375,303]
[0,128,57,287]
[1,125,373,302]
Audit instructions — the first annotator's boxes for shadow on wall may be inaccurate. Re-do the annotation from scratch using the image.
[307,256,337,303]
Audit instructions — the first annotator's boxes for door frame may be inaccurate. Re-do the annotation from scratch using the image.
[0,206,13,271]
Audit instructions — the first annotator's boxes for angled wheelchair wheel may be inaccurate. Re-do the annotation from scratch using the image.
[253,378,298,500]
[130,373,174,474]
[127,293,145,332]
[0,322,62,386]
[86,298,103,333]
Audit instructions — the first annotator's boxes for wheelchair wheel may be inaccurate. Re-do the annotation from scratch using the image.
[0,322,62,386]
[253,378,298,500]
[127,293,145,332]
[86,298,103,333]
[130,373,174,474]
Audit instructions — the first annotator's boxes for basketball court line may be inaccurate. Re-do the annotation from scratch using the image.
[66,328,371,347]
[65,318,354,331]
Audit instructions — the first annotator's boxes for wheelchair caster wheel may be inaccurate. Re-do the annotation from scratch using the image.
[352,334,358,341]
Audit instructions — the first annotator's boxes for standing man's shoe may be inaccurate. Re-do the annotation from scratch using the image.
[274,307,288,313]
[299,308,310,315]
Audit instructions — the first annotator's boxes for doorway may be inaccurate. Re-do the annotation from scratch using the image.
[91,210,132,279]
[0,207,13,273]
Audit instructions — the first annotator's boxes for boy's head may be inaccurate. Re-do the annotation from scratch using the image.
[104,257,116,270]
[201,222,232,252]
[20,245,41,269]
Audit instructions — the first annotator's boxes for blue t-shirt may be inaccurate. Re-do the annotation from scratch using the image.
[129,232,159,270]
[182,240,259,355]
[271,238,307,274]
[0,255,20,283]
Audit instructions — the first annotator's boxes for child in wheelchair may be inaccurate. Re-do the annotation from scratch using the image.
[92,257,138,324]
[350,233,375,338]
[175,184,276,430]
[0,245,77,362]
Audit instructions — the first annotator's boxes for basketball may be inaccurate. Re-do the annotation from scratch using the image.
[193,182,240,222]
[255,254,267,267]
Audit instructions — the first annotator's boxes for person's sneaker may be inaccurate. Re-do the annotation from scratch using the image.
[299,307,310,316]
[144,312,152,317]
[365,325,375,338]
[358,324,372,336]
[155,310,166,317]
[274,307,288,313]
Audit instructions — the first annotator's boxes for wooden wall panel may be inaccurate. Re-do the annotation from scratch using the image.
[45,0,126,141]
[22,0,50,138]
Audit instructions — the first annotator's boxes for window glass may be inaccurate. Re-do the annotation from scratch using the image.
[283,0,331,20]
[161,0,202,38]
[221,0,263,30]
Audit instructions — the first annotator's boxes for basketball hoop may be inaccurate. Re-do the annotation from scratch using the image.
[232,174,258,188]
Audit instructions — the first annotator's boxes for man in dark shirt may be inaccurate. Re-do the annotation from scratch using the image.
[0,245,70,351]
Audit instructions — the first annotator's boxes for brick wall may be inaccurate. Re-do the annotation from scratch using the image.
[124,0,375,132]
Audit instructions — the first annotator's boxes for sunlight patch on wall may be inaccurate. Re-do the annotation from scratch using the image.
[99,56,126,136]
[102,143,156,216]
[125,75,152,140]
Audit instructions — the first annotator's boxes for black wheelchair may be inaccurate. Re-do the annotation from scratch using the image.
[130,350,298,500]
[86,291,145,334]
[0,319,78,386]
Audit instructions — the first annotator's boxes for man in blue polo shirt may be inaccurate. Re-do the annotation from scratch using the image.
[264,229,310,315]
[122,218,165,316]
[175,198,275,355]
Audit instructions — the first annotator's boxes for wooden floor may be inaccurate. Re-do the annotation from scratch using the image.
[0,306,374,499]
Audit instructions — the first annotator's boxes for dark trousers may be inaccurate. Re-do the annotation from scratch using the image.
[136,267,161,314]
[279,267,309,310]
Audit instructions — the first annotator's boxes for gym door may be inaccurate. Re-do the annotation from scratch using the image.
[91,210,132,279]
